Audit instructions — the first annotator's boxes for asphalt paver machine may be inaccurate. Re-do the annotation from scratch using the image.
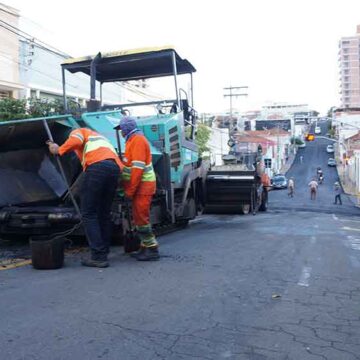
[0,47,208,241]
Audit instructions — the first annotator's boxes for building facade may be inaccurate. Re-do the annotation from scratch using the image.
[0,3,23,98]
[18,40,124,106]
[0,2,155,109]
[339,25,360,108]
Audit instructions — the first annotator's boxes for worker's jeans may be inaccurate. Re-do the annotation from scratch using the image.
[81,160,120,261]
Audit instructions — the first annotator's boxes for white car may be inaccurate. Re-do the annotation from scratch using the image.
[326,144,334,153]
[315,126,321,134]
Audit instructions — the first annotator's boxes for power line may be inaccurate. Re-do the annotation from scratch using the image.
[0,18,168,101]
[223,85,248,133]
[0,17,69,57]
[0,5,18,17]
[0,20,67,58]
[0,18,168,102]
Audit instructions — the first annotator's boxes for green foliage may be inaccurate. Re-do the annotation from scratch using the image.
[0,98,29,121]
[0,97,81,122]
[196,123,211,157]
[327,106,336,118]
[27,98,63,118]
[328,127,335,138]
[290,136,304,145]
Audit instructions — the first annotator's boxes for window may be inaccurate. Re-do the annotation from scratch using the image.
[0,91,11,99]
[264,158,272,168]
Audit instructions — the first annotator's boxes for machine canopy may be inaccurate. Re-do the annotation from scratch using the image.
[61,46,196,82]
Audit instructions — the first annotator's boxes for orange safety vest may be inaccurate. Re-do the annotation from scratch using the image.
[58,128,122,171]
[122,133,156,197]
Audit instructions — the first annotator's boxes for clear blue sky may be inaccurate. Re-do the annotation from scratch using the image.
[5,0,360,114]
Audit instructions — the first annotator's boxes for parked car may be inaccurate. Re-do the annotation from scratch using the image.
[315,126,321,134]
[328,158,336,167]
[326,144,334,153]
[271,174,288,189]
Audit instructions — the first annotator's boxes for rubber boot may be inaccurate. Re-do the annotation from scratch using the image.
[81,258,109,268]
[135,246,160,261]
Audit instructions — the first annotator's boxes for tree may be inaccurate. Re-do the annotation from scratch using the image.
[196,123,211,157]
[327,106,336,118]
[290,136,305,145]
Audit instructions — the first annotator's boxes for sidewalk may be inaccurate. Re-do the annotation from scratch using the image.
[336,163,360,207]
[347,194,360,207]
[280,152,296,175]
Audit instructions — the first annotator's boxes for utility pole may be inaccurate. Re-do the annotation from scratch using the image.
[223,86,248,134]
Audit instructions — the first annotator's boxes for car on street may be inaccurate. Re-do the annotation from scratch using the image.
[271,174,288,189]
[328,158,336,167]
[315,126,321,134]
[326,144,334,153]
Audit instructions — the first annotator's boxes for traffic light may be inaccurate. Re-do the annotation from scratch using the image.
[305,134,315,141]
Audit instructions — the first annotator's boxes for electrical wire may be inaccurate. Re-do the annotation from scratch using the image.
[0,19,169,101]
[0,18,68,57]
[0,53,79,89]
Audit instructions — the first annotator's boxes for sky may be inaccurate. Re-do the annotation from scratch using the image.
[4,0,360,115]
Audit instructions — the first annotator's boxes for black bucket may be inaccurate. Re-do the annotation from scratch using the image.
[30,235,65,270]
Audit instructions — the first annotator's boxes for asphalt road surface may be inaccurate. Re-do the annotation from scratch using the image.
[270,120,355,215]
[1,121,360,359]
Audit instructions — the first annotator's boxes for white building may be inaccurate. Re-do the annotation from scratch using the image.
[208,127,229,165]
[0,3,23,98]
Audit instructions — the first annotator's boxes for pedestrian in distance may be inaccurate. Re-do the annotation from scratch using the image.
[334,182,343,205]
[300,155,303,164]
[308,178,318,200]
[288,177,295,198]
[317,167,323,180]
[47,128,122,268]
[115,116,160,261]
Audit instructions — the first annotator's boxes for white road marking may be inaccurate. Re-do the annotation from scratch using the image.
[332,214,339,221]
[347,235,360,251]
[338,218,360,223]
[342,226,360,232]
[298,266,312,287]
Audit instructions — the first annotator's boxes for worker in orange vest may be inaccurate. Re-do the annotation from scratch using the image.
[116,116,159,261]
[47,128,121,268]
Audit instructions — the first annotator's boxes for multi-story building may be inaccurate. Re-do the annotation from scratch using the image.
[261,102,309,119]
[1,2,161,110]
[339,25,360,108]
[0,3,23,98]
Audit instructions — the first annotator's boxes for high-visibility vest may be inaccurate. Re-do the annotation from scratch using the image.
[58,128,122,170]
[122,162,156,182]
[82,134,118,167]
[122,133,156,196]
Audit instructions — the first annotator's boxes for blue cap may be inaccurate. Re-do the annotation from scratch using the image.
[117,116,137,136]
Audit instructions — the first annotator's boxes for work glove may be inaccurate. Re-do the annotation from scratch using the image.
[46,140,60,155]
